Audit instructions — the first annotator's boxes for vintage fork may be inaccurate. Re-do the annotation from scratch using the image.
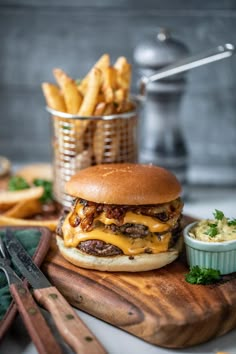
[0,232,63,354]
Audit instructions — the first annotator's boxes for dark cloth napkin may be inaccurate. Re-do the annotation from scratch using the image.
[0,229,41,320]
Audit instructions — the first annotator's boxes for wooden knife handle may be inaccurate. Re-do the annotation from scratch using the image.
[10,283,63,354]
[34,286,107,354]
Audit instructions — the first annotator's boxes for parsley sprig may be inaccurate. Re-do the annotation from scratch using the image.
[8,176,30,191]
[213,209,224,221]
[33,178,53,203]
[185,266,221,285]
[8,176,53,203]
[204,209,236,238]
[228,218,236,226]
[205,224,218,237]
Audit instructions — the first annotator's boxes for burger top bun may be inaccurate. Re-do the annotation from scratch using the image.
[66,163,181,205]
[16,163,53,184]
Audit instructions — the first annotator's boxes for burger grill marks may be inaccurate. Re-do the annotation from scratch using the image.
[79,240,122,256]
[107,223,149,238]
[68,197,183,235]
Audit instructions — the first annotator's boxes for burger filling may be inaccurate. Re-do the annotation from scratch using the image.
[58,198,183,257]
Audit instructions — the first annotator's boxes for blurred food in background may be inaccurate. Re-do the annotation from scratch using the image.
[0,163,59,231]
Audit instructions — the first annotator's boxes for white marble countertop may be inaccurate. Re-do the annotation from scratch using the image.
[1,186,236,354]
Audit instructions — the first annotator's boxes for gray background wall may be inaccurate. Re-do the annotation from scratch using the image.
[1,0,236,185]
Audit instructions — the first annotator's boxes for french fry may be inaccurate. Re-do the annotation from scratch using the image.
[106,120,120,162]
[94,53,110,71]
[115,100,135,114]
[53,68,85,152]
[4,199,43,218]
[53,68,71,87]
[94,102,106,116]
[93,121,105,164]
[97,93,106,104]
[0,187,44,210]
[102,67,117,103]
[53,68,82,114]
[93,102,118,164]
[79,54,110,94]
[42,83,66,112]
[0,215,58,232]
[114,88,126,104]
[93,102,116,163]
[78,67,102,116]
[114,56,131,96]
[62,81,83,114]
[75,68,103,147]
[103,103,115,115]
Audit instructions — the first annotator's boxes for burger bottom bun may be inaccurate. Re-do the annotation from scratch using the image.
[56,236,183,272]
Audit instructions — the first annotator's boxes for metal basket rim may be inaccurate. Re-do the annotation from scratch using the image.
[46,105,137,121]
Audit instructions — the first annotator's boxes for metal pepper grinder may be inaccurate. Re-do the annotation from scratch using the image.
[134,28,190,185]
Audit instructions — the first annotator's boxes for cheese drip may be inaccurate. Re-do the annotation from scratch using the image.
[62,211,172,255]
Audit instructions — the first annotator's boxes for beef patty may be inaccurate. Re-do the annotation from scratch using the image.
[77,223,182,257]
[57,198,183,257]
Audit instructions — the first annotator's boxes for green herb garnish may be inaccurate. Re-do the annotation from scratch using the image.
[213,209,224,220]
[205,223,218,237]
[8,175,53,204]
[8,176,30,191]
[33,179,53,203]
[185,266,221,285]
[228,218,236,226]
[213,209,236,227]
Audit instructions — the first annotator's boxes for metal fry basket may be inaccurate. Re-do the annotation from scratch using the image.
[47,107,138,207]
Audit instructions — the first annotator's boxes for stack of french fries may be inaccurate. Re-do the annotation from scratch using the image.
[42,54,137,168]
[42,54,133,116]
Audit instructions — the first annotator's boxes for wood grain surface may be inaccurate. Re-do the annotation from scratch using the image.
[34,286,108,354]
[10,283,63,354]
[42,216,236,348]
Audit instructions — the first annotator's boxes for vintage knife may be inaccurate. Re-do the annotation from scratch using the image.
[5,230,107,354]
[0,239,63,354]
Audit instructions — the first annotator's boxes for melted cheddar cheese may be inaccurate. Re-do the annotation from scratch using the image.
[62,215,171,255]
[76,204,170,233]
[62,205,172,255]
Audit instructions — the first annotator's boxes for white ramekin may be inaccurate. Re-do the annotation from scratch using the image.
[183,222,236,275]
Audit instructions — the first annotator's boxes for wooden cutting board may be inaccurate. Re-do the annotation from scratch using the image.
[42,215,236,349]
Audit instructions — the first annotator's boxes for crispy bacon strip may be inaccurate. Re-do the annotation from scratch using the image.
[68,198,183,232]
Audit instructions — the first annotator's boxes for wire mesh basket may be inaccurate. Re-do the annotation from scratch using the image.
[47,107,138,207]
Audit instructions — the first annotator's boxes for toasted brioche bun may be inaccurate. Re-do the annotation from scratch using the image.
[56,235,183,272]
[16,163,53,183]
[65,163,181,205]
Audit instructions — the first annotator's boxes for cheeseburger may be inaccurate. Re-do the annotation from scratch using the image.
[56,164,183,272]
